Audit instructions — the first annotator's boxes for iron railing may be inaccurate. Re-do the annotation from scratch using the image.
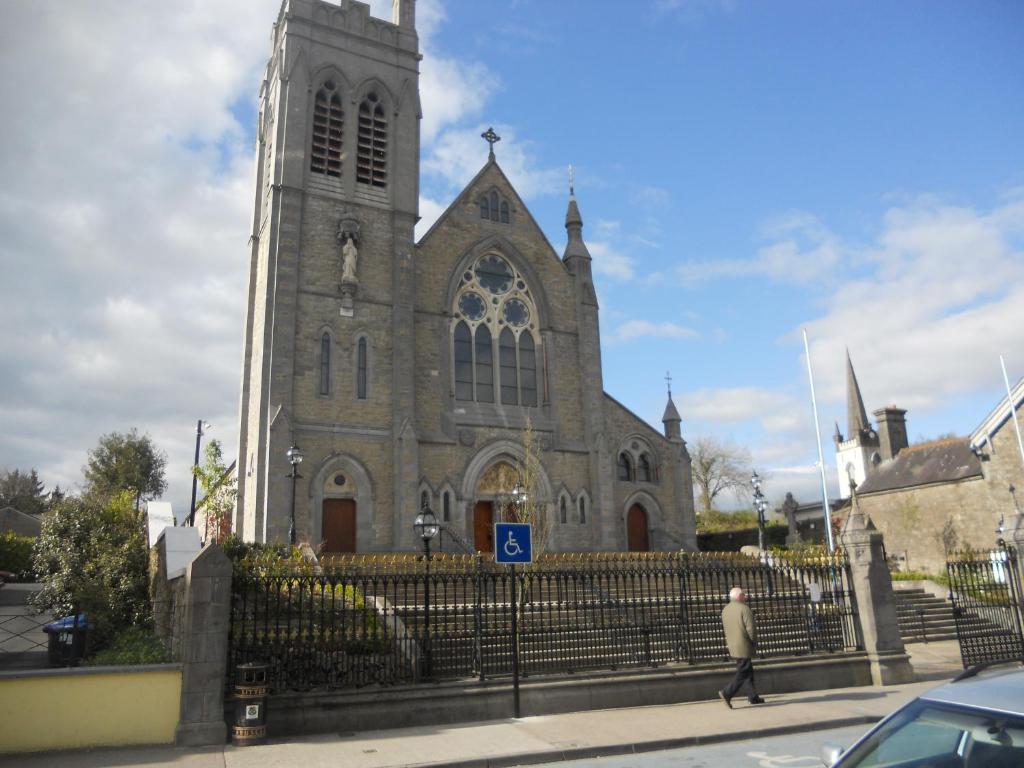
[228,551,859,693]
[947,542,1024,668]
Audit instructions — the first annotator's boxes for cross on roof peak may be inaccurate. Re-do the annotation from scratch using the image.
[665,371,673,398]
[481,127,501,160]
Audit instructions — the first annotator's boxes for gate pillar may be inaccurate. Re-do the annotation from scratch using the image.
[175,544,233,746]
[1011,512,1024,585]
[839,491,914,685]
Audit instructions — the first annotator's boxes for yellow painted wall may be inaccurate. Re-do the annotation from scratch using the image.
[0,666,181,754]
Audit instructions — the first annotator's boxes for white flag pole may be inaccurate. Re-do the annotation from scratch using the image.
[803,329,835,552]
[999,355,1024,473]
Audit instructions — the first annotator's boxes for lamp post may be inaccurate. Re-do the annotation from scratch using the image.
[286,445,303,546]
[187,420,211,527]
[413,504,439,678]
[509,481,528,522]
[751,470,768,553]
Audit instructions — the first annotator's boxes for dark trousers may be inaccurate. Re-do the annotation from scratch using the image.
[723,657,757,700]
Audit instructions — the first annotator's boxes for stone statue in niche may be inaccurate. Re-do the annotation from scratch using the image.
[336,214,361,317]
[341,235,359,285]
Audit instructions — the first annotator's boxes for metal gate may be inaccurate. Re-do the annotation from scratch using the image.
[946,542,1024,668]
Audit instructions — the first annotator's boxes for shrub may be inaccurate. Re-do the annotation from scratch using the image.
[85,626,170,666]
[31,491,151,650]
[0,532,35,581]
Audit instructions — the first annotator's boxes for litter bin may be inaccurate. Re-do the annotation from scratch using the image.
[43,614,90,667]
[232,663,269,746]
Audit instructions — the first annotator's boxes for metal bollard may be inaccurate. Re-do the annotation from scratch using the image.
[232,663,269,746]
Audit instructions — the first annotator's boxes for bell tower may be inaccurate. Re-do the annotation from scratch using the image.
[236,0,421,546]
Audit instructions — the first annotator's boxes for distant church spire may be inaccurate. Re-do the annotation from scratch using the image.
[846,350,872,438]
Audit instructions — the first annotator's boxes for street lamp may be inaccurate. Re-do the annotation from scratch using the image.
[510,481,528,522]
[413,504,439,678]
[286,444,303,545]
[187,420,211,527]
[413,503,439,561]
[751,470,768,553]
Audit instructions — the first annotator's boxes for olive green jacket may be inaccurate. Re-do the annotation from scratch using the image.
[721,600,757,659]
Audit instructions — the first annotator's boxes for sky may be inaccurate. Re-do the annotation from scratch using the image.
[1,0,1022,519]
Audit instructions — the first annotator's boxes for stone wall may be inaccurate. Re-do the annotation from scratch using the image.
[855,476,991,574]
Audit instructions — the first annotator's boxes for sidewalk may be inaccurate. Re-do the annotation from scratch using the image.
[0,641,963,768]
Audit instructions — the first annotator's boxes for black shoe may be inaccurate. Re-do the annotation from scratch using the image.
[718,690,733,709]
[748,695,765,705]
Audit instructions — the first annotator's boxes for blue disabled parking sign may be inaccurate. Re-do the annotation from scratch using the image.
[494,522,532,564]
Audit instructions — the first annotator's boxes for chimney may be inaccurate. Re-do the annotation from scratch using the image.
[873,405,908,461]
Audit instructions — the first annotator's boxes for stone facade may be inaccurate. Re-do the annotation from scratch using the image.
[235,0,697,553]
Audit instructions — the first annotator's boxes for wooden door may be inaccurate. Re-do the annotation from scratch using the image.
[627,504,649,552]
[473,501,494,553]
[322,499,357,552]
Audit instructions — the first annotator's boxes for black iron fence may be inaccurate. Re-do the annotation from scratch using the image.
[228,551,859,693]
[947,542,1024,668]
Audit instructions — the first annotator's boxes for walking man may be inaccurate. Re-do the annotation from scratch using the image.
[719,586,764,708]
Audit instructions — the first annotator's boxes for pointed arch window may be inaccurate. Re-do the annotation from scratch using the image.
[420,490,430,510]
[311,80,343,178]
[519,333,537,407]
[357,337,368,399]
[559,496,568,524]
[617,453,633,482]
[480,196,490,219]
[454,322,473,401]
[638,454,653,483]
[357,92,387,187]
[474,325,493,403]
[451,252,540,407]
[500,201,510,223]
[489,191,499,221]
[319,333,331,395]
[499,328,518,405]
[442,491,451,522]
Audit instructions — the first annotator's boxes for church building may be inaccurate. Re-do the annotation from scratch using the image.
[832,352,1024,573]
[235,0,697,554]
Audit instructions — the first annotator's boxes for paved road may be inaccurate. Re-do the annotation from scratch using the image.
[533,724,869,768]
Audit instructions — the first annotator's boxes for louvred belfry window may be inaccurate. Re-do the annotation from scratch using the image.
[357,93,388,188]
[311,81,343,178]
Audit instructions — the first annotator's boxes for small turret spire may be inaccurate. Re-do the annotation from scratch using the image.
[662,375,682,440]
[563,179,590,263]
[568,163,575,198]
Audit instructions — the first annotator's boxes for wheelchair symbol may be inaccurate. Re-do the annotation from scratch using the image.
[503,530,524,557]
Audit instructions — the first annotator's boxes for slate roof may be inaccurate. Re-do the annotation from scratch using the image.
[856,437,982,495]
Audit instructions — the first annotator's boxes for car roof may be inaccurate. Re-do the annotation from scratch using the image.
[921,665,1024,718]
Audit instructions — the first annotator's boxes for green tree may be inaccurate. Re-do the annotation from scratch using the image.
[193,439,237,543]
[0,468,47,516]
[83,429,167,509]
[31,491,151,649]
[690,436,752,515]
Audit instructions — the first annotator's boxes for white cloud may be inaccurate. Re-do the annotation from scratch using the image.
[677,211,843,285]
[680,387,797,425]
[588,241,636,281]
[422,124,563,199]
[607,320,699,344]
[801,196,1024,413]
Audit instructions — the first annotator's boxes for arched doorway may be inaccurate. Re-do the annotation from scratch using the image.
[320,467,358,552]
[627,503,649,552]
[322,499,356,552]
[473,501,494,553]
